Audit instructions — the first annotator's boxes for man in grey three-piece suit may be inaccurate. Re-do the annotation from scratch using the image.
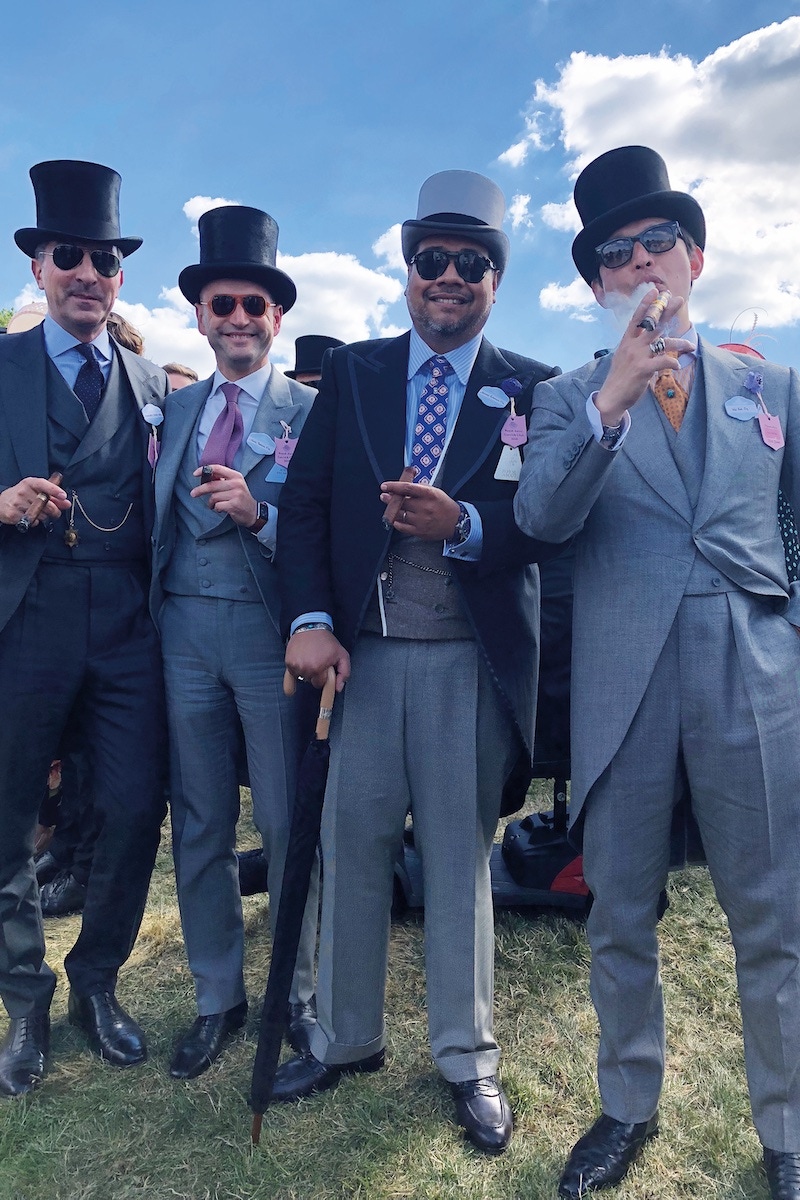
[0,160,168,1096]
[515,145,800,1200]
[150,204,318,1080]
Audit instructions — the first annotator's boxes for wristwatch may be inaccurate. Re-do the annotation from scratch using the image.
[249,500,270,535]
[451,502,472,545]
[600,421,624,450]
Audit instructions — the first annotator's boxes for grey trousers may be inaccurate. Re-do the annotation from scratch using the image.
[583,591,800,1151]
[310,634,517,1084]
[162,596,318,1015]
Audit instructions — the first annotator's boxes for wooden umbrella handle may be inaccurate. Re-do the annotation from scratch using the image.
[283,667,337,739]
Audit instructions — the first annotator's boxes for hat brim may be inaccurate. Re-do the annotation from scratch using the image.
[14,228,142,259]
[178,262,296,311]
[572,191,705,285]
[401,219,509,275]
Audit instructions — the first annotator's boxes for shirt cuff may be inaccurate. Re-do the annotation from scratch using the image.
[255,503,278,555]
[443,502,483,561]
[290,611,334,636]
[586,394,631,449]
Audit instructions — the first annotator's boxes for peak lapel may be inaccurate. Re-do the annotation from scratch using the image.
[693,341,756,531]
[154,379,213,526]
[439,339,516,495]
[350,335,409,485]
[0,327,49,479]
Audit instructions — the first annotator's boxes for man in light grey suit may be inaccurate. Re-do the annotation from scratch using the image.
[151,205,318,1080]
[515,145,800,1200]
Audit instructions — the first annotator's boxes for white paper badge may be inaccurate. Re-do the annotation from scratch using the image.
[478,386,510,408]
[494,445,522,481]
[724,396,759,421]
[247,432,276,455]
[265,463,288,483]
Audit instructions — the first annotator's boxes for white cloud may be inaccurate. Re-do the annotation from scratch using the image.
[498,111,550,168]
[539,278,596,323]
[513,18,800,330]
[508,194,533,232]
[13,281,43,310]
[372,224,406,272]
[182,195,240,239]
[540,199,580,234]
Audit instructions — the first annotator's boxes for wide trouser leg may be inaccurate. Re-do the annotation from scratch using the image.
[311,635,515,1083]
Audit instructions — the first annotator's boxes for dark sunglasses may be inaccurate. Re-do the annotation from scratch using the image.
[410,248,496,284]
[43,244,122,278]
[595,221,685,270]
[202,294,277,318]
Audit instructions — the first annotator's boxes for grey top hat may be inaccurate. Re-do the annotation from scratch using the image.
[285,334,344,378]
[401,170,510,275]
[178,205,297,311]
[14,160,142,259]
[571,145,706,285]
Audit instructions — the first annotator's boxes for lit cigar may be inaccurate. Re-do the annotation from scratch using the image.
[637,289,670,332]
[382,465,417,529]
[16,472,63,533]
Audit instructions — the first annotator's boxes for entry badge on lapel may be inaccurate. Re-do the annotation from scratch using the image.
[495,401,527,481]
[274,420,298,469]
[742,369,785,451]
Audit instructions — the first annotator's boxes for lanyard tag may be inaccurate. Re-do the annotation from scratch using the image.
[501,414,527,447]
[757,412,784,450]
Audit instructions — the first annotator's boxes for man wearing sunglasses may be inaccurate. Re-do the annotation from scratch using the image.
[274,171,563,1152]
[150,204,319,1080]
[0,160,169,1095]
[515,146,800,1200]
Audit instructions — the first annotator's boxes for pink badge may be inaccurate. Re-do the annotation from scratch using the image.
[501,414,527,447]
[757,412,784,451]
[274,437,298,468]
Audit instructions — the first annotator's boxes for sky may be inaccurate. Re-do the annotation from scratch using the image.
[2,1,800,377]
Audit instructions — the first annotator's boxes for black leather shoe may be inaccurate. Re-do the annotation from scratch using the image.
[764,1149,800,1199]
[451,1076,513,1154]
[237,848,268,896]
[40,870,87,917]
[0,1014,50,1097]
[286,997,317,1055]
[34,850,62,886]
[558,1112,659,1197]
[68,990,147,1067]
[169,1000,248,1080]
[271,1048,385,1102]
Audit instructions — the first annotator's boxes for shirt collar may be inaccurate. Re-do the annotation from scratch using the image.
[407,327,483,386]
[43,314,112,364]
[211,361,272,404]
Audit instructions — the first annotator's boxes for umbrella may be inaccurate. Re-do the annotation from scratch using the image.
[250,666,336,1144]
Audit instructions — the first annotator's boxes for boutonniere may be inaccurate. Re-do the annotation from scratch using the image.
[743,367,784,451]
[142,403,164,469]
[478,376,524,409]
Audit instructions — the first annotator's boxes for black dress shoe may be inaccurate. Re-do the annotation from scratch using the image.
[450,1076,513,1154]
[237,848,268,896]
[68,990,147,1067]
[558,1111,659,1197]
[764,1149,800,1199]
[34,850,62,886]
[271,1048,385,1102]
[169,1000,248,1080]
[40,870,87,917]
[0,1014,50,1097]
[286,996,317,1054]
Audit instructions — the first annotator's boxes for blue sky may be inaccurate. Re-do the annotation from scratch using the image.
[2,1,799,376]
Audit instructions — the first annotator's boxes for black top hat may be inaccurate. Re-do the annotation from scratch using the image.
[178,205,296,311]
[285,334,345,378]
[401,170,510,276]
[571,146,706,285]
[14,160,142,259]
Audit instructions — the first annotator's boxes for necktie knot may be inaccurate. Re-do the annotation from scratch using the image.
[200,381,245,468]
[220,381,242,407]
[411,357,453,485]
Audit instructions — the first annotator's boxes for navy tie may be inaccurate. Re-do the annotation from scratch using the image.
[411,355,452,484]
[74,343,104,422]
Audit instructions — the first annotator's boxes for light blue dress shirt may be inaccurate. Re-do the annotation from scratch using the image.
[42,314,113,392]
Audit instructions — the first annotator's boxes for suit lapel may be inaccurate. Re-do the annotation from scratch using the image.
[351,334,409,485]
[440,338,518,494]
[154,379,213,528]
[0,327,50,479]
[693,340,754,531]
[239,369,303,480]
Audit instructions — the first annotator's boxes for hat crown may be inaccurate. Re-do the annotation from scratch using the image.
[415,169,505,229]
[574,146,673,228]
[289,334,344,376]
[14,159,141,257]
[197,205,280,271]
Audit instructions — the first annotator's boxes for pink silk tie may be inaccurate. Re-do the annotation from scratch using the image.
[200,381,244,468]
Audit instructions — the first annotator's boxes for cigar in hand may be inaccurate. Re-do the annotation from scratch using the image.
[382,466,418,529]
[16,472,63,533]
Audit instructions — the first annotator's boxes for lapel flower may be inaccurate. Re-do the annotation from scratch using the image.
[745,370,764,396]
[500,377,523,399]
[142,403,163,469]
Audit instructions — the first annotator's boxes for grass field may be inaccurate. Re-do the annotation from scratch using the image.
[0,783,770,1199]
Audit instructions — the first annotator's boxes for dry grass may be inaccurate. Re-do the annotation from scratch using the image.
[0,783,770,1199]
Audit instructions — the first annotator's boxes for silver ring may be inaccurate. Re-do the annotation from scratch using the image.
[401,510,408,521]
[296,675,305,682]
[649,337,666,355]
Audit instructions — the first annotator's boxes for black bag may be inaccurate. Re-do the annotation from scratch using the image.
[501,780,589,910]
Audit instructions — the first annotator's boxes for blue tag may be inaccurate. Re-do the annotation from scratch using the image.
[247,432,275,455]
[724,396,759,421]
[478,386,510,408]
[265,463,287,483]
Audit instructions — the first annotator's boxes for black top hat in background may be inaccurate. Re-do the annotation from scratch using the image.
[571,145,706,285]
[401,170,511,276]
[285,334,345,378]
[178,205,297,311]
[14,160,142,259]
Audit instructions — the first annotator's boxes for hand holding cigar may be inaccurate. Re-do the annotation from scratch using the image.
[15,472,65,532]
[381,465,418,529]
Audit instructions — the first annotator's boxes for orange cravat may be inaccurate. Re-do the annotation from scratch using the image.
[652,369,689,432]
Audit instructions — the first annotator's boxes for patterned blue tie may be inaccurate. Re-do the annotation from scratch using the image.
[74,343,104,422]
[411,355,452,484]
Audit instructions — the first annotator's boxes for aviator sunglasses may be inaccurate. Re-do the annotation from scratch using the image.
[201,294,278,318]
[595,221,686,270]
[42,244,122,278]
[409,248,497,284]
